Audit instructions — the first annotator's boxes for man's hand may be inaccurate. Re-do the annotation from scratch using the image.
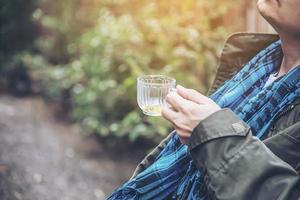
[162,85,221,144]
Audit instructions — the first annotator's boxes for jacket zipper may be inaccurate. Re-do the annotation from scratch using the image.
[274,102,300,122]
[268,101,300,138]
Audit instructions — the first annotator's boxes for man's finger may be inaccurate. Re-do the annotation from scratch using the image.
[175,85,189,99]
[162,105,191,132]
[176,85,207,104]
[161,106,177,123]
[165,91,188,111]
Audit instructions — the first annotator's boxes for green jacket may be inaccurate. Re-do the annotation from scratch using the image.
[131,33,300,200]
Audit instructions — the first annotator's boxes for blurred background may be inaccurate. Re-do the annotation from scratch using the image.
[0,0,274,199]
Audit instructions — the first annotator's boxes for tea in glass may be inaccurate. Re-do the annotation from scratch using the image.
[137,75,176,116]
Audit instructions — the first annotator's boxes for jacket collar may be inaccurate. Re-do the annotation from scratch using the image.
[208,33,279,95]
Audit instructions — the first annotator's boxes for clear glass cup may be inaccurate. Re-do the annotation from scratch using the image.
[137,75,176,116]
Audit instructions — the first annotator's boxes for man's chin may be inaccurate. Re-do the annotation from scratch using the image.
[257,0,278,18]
[257,2,278,30]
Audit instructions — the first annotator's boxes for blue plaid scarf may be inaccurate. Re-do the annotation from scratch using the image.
[107,40,300,199]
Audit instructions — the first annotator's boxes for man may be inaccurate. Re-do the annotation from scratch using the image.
[108,0,300,199]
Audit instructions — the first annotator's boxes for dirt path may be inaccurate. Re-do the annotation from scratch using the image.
[0,95,145,200]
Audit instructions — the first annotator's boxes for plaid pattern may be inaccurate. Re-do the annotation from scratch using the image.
[107,40,300,199]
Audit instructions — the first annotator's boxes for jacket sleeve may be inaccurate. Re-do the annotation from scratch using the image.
[188,108,300,200]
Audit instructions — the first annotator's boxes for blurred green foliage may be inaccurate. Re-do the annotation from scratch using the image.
[12,0,243,142]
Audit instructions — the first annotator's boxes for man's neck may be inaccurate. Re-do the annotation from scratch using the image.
[277,34,300,77]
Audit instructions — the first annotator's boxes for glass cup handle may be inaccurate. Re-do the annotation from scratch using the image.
[169,88,177,93]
